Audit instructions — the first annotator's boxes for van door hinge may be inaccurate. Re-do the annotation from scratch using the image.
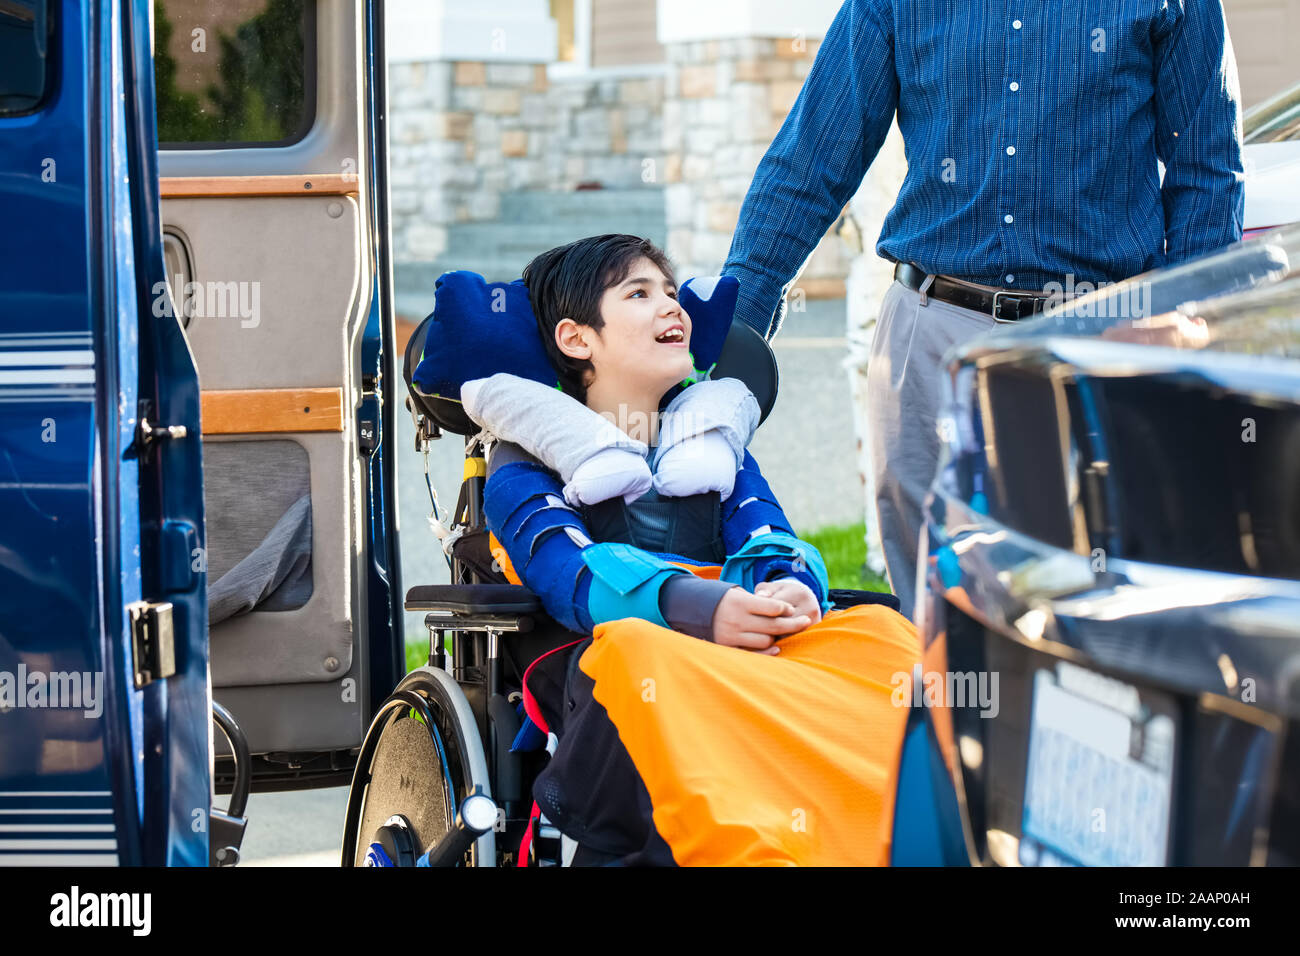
[128,601,176,689]
[136,415,188,456]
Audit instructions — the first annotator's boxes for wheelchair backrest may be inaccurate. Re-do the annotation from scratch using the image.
[404,311,478,436]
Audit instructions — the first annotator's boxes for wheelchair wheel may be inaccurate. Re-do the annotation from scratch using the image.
[341,666,496,867]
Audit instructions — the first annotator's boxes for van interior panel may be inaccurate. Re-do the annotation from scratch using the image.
[160,173,359,199]
[201,387,345,435]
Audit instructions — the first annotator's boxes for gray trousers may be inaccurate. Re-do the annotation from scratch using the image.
[866,279,996,618]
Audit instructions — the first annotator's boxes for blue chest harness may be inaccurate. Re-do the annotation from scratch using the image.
[580,489,725,566]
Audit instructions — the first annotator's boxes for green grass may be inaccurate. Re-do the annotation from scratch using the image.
[800,521,890,593]
[405,634,447,674]
[402,521,888,673]
[405,640,429,674]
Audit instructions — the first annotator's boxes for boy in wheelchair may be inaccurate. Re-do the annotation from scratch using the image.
[456,235,921,865]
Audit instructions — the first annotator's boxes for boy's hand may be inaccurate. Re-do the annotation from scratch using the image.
[710,587,811,655]
[754,578,822,627]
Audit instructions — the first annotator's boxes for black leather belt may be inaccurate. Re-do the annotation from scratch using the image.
[893,261,1054,322]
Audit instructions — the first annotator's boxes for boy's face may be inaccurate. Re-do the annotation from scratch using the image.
[586,256,695,396]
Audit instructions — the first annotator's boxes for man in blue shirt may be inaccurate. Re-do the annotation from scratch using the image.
[723,0,1245,615]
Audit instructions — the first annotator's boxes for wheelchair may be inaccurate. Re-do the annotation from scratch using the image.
[340,309,900,867]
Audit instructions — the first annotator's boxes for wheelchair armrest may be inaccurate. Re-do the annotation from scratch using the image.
[404,583,542,615]
[828,588,901,614]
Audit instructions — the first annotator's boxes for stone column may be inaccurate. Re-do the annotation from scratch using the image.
[658,0,905,574]
[656,0,848,286]
[385,0,557,263]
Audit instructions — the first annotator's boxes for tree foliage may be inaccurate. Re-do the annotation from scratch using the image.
[154,0,307,145]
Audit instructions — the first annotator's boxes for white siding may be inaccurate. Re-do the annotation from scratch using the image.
[1227,0,1300,107]
[591,0,664,68]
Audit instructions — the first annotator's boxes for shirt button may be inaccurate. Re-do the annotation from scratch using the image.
[1009,81,1020,91]
[1006,274,1015,284]
[1013,19,1022,29]
[1004,214,1014,224]
[1006,146,1016,156]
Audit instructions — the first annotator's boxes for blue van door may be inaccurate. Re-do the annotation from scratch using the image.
[0,0,209,866]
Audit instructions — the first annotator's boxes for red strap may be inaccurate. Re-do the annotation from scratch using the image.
[517,639,583,866]
[520,638,584,735]
[517,800,542,867]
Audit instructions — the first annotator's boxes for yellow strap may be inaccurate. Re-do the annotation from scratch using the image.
[463,456,487,480]
[488,532,522,586]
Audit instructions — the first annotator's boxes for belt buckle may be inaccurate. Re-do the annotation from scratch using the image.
[991,290,1040,323]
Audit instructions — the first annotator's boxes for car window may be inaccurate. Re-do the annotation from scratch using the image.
[1244,81,1300,144]
[153,0,314,148]
[0,0,53,116]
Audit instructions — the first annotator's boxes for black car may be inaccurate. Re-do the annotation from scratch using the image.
[919,225,1300,866]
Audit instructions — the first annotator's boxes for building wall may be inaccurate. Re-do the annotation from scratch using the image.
[591,0,665,67]
[1228,0,1300,107]
[387,60,664,262]
[384,0,1300,275]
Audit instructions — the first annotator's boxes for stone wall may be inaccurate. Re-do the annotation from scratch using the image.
[387,38,850,297]
[388,59,666,263]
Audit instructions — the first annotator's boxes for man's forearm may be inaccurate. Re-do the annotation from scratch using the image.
[1155,0,1245,263]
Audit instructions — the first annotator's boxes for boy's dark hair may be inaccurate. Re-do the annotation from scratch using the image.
[522,234,676,402]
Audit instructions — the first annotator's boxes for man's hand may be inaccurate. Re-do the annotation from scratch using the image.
[1099,311,1209,350]
[755,577,822,627]
[711,587,812,655]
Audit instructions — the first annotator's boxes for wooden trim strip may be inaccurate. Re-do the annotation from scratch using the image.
[160,174,358,199]
[201,388,345,435]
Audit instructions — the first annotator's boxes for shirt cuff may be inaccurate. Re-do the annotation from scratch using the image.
[657,575,738,642]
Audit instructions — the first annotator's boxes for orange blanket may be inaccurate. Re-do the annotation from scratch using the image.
[578,603,921,866]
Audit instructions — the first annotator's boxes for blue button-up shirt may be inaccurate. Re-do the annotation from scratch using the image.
[723,0,1246,337]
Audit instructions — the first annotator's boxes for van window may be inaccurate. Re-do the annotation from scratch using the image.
[153,0,314,148]
[0,0,53,116]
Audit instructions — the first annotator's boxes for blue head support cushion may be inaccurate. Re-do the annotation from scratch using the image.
[412,270,740,402]
[676,274,736,385]
[412,272,557,399]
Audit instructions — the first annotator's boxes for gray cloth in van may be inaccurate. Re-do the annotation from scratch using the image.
[208,493,314,626]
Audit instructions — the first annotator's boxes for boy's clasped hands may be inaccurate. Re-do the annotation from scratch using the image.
[710,577,822,656]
